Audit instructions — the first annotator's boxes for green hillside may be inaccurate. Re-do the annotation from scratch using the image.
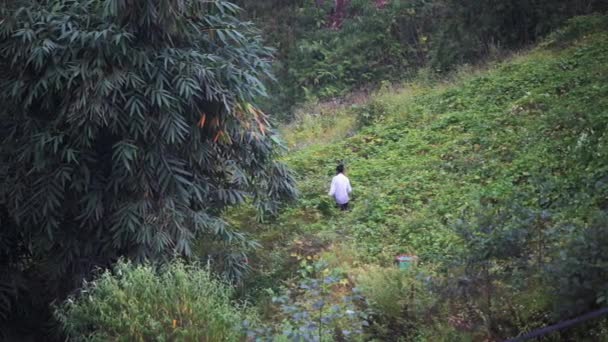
[4,0,608,340]
[236,15,608,340]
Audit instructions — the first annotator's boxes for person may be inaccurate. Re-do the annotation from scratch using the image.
[328,164,352,211]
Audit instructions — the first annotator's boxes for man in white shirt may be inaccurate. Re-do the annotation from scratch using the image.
[329,164,352,211]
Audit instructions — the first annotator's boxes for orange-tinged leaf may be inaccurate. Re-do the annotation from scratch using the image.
[172,319,177,328]
[213,131,222,143]
[198,114,206,128]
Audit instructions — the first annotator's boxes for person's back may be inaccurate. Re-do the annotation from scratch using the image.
[329,165,352,211]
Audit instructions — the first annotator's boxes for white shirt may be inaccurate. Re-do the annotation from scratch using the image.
[329,173,352,204]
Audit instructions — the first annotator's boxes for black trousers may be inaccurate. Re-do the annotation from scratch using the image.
[338,202,349,211]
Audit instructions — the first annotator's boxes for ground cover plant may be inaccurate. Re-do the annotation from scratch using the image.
[234,14,608,340]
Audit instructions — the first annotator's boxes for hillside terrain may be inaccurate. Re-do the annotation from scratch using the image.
[236,0,608,119]
[3,1,607,339]
[233,15,608,340]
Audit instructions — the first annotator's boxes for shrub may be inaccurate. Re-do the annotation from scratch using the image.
[250,260,368,341]
[55,260,255,341]
[356,265,436,339]
[358,266,433,319]
[548,212,608,318]
[355,99,389,128]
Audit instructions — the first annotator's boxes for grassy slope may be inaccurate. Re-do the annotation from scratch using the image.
[234,15,608,309]
[277,15,604,251]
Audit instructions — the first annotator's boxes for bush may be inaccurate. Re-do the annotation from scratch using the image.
[356,266,436,339]
[250,260,368,341]
[548,212,608,318]
[355,99,389,128]
[55,260,255,341]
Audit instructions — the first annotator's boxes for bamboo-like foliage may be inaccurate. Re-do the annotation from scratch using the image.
[0,0,296,335]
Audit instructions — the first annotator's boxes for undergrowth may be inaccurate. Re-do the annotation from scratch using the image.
[231,15,608,341]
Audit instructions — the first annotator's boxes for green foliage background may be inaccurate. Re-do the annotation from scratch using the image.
[237,0,608,119]
[234,15,608,340]
[1,0,608,340]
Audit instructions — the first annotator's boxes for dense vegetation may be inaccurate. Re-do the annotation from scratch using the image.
[237,0,608,119]
[1,0,607,340]
[56,260,256,341]
[231,14,608,340]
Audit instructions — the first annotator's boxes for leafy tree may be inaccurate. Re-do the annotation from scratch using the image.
[0,0,296,337]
